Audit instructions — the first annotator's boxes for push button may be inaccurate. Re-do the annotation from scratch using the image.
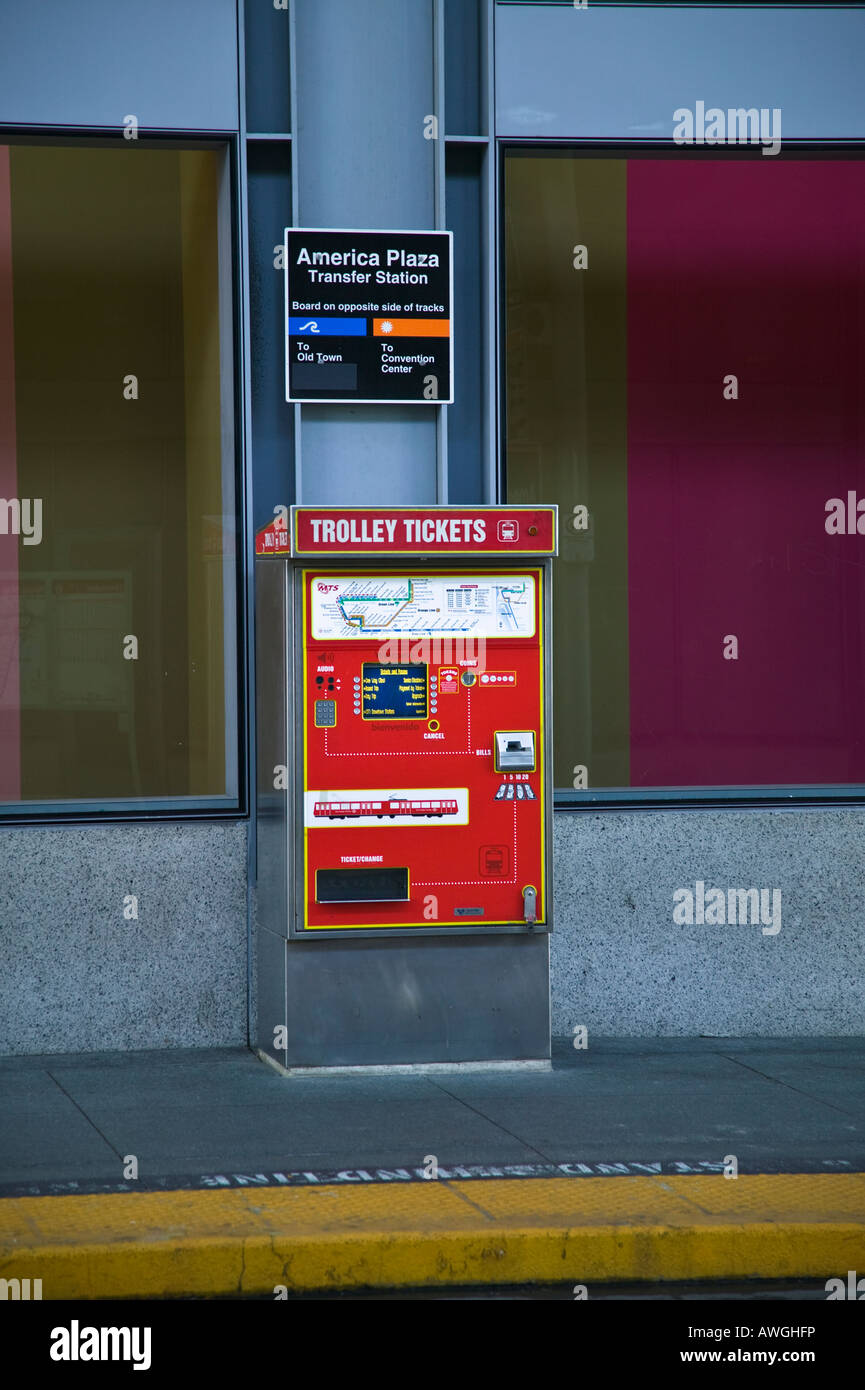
[314,699,336,728]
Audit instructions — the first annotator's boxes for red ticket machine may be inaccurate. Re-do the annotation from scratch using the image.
[254,505,556,1066]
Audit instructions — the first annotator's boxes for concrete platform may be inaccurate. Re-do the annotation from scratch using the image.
[1,1037,863,1296]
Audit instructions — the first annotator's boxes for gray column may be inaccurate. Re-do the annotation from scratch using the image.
[291,0,439,504]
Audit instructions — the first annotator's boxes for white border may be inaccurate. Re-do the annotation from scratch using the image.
[259,1052,552,1078]
[304,786,469,828]
[289,503,559,559]
[310,572,537,640]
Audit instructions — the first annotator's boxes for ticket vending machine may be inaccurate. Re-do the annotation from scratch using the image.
[254,505,557,1070]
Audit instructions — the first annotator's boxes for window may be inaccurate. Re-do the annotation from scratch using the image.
[505,150,865,799]
[0,141,237,810]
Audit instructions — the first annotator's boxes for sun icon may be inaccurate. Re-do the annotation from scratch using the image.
[380,320,393,334]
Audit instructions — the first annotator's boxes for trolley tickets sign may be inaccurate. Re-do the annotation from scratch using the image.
[255,506,557,558]
[259,505,558,557]
[285,228,453,404]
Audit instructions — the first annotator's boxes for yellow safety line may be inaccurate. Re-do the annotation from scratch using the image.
[1,1173,864,1298]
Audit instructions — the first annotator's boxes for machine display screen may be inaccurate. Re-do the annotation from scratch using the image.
[362,664,428,720]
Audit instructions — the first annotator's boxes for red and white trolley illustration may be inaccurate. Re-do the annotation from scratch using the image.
[314,797,458,820]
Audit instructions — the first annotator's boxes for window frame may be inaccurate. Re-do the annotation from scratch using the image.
[500,138,865,812]
[0,128,247,824]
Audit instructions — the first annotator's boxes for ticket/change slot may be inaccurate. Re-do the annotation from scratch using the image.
[315,867,409,903]
[494,730,536,772]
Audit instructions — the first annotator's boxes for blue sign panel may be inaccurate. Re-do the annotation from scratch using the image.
[287,317,368,337]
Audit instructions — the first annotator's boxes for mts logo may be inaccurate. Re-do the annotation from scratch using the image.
[0,1277,42,1300]
[317,584,338,593]
[825,1271,865,1299]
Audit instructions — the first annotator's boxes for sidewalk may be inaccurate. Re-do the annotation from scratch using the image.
[1,1037,864,1297]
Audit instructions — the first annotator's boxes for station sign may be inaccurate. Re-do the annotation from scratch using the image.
[285,228,453,405]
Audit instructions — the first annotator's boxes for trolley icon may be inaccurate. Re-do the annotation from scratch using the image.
[498,520,519,542]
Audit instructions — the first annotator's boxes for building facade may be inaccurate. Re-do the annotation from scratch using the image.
[2,0,864,1055]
